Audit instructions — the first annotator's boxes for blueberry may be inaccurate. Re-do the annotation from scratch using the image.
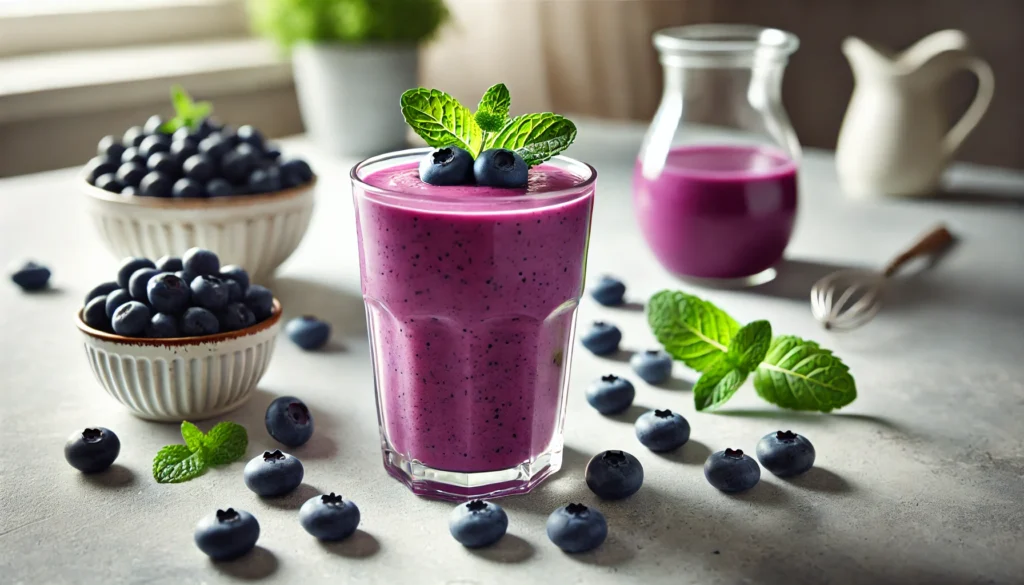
[635,409,690,452]
[115,162,146,187]
[222,145,257,184]
[122,125,146,148]
[121,147,146,166]
[198,117,222,137]
[218,302,256,332]
[143,114,165,135]
[83,295,111,331]
[474,148,528,188]
[219,265,249,294]
[97,135,126,161]
[236,125,264,149]
[176,270,198,286]
[449,500,508,548]
[170,138,199,164]
[206,178,234,197]
[172,126,200,143]
[155,255,183,273]
[146,312,180,338]
[104,289,132,318]
[264,145,281,160]
[580,321,622,355]
[199,133,232,161]
[138,134,170,159]
[85,281,119,305]
[190,275,229,311]
[285,316,330,350]
[280,159,314,187]
[583,374,633,415]
[756,431,815,477]
[244,285,274,321]
[147,272,190,313]
[180,307,220,336]
[224,279,243,303]
[183,154,216,183]
[139,171,173,197]
[590,276,626,306]
[9,260,50,291]
[64,427,120,473]
[183,247,220,276]
[704,449,761,492]
[172,178,204,198]
[219,125,240,146]
[265,396,314,448]
[546,503,607,554]
[630,350,673,384]
[299,493,360,541]
[84,156,118,184]
[416,147,474,186]
[94,173,124,193]
[247,167,282,194]
[194,508,260,561]
[117,257,155,289]
[112,301,152,337]
[122,186,137,196]
[128,267,161,301]
[244,450,304,497]
[585,450,644,500]
[147,152,179,178]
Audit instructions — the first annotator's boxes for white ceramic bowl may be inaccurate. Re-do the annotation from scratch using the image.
[76,300,283,421]
[81,180,316,282]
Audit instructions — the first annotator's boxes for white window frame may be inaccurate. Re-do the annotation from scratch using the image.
[0,0,249,58]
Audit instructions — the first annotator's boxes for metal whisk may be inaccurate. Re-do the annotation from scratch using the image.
[811,224,955,330]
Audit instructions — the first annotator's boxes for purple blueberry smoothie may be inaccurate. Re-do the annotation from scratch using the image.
[633,145,798,280]
[351,150,595,499]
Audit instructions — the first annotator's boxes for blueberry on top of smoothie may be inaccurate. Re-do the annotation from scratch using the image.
[474,149,527,188]
[419,146,474,186]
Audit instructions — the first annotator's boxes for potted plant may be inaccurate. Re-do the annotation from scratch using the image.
[248,0,449,157]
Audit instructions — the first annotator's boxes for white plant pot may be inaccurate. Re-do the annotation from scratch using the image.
[292,43,419,157]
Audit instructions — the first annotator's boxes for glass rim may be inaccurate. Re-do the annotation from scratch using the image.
[349,147,597,211]
[653,24,799,57]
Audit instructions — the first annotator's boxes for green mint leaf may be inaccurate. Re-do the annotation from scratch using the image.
[753,335,857,412]
[726,320,772,371]
[647,290,740,372]
[401,88,482,156]
[693,359,749,411]
[202,421,248,466]
[153,444,208,484]
[475,83,511,132]
[170,84,192,115]
[158,120,181,134]
[180,421,205,452]
[485,113,577,167]
[188,101,213,129]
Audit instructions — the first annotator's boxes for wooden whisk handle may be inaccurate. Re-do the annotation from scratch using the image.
[883,224,956,278]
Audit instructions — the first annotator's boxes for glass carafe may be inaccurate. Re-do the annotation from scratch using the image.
[634,25,801,285]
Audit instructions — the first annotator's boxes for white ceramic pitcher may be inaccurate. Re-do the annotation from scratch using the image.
[835,30,994,198]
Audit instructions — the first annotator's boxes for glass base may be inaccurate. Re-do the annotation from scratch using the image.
[381,438,563,501]
[674,266,777,289]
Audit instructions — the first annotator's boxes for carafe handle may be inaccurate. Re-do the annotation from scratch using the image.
[943,56,995,157]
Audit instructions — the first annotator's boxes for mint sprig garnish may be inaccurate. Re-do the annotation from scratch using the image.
[400,84,576,167]
[648,291,857,413]
[152,420,247,483]
[158,84,212,134]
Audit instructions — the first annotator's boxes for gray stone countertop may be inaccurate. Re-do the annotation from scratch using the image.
[1,120,1023,585]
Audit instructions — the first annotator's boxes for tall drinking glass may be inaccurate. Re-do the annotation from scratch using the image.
[351,149,596,500]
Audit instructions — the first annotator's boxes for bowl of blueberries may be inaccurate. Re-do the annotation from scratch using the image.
[80,87,316,281]
[76,248,283,421]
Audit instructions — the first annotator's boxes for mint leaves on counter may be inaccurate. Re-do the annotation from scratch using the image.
[159,84,212,134]
[400,83,577,166]
[648,290,857,413]
[153,421,248,483]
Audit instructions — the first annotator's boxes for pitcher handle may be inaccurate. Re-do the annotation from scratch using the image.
[943,56,995,157]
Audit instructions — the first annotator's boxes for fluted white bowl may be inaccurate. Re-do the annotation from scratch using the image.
[81,179,316,282]
[76,300,283,421]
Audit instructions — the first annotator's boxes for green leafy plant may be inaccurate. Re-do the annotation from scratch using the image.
[401,84,578,167]
[153,421,248,483]
[649,290,857,413]
[247,0,449,49]
[158,85,212,134]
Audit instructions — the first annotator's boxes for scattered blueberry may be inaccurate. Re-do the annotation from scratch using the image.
[244,285,274,321]
[172,178,204,198]
[299,493,360,541]
[64,427,120,473]
[585,375,635,415]
[115,162,146,187]
[635,409,690,452]
[206,178,233,197]
[147,152,179,177]
[580,322,622,355]
[590,276,626,306]
[84,156,117,184]
[83,295,111,331]
[105,289,132,318]
[585,450,644,500]
[190,275,229,311]
[418,147,474,186]
[756,431,815,477]
[285,316,330,350]
[546,503,607,554]
[9,260,50,291]
[147,312,180,338]
[147,272,190,313]
[243,450,304,497]
[449,500,508,548]
[155,255,183,273]
[97,135,126,162]
[180,307,220,336]
[138,134,170,159]
[183,247,220,276]
[112,301,152,337]
[194,508,260,561]
[139,171,173,197]
[183,154,216,183]
[219,265,249,294]
[128,268,161,301]
[704,449,761,493]
[117,257,155,288]
[265,396,314,448]
[474,148,528,188]
[122,126,146,148]
[95,173,124,193]
[85,281,119,305]
[218,302,256,332]
[630,350,673,384]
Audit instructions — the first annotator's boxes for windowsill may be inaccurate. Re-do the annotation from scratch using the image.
[0,38,293,124]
